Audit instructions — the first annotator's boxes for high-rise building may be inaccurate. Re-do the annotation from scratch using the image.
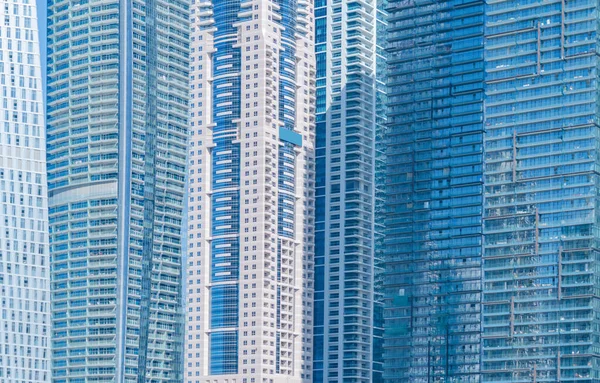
[45,0,189,381]
[0,0,50,381]
[384,0,484,381]
[385,1,600,382]
[312,0,386,380]
[482,2,600,382]
[185,0,316,381]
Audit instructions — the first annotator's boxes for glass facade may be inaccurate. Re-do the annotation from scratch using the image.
[384,0,484,381]
[482,1,600,382]
[0,0,50,381]
[312,0,386,380]
[385,0,600,382]
[45,0,188,380]
[186,0,316,380]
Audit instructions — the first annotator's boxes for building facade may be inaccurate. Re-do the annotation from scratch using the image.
[312,0,386,380]
[185,0,315,381]
[45,0,188,381]
[0,0,50,381]
[482,1,600,381]
[385,0,600,382]
[384,0,484,381]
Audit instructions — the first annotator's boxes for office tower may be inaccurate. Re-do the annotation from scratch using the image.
[0,0,50,381]
[312,0,386,380]
[185,0,315,381]
[482,1,600,382]
[384,0,484,381]
[45,0,188,380]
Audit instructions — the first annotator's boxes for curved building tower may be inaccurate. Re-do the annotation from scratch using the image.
[0,0,50,381]
[45,0,189,381]
[482,1,600,381]
[186,0,316,381]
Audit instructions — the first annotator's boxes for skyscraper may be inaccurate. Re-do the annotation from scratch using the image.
[384,0,484,381]
[0,0,50,381]
[385,0,600,382]
[312,0,386,381]
[482,2,600,381]
[186,0,315,382]
[45,0,188,381]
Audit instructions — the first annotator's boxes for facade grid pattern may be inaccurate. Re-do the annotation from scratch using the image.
[186,0,316,380]
[384,0,484,381]
[45,0,189,380]
[384,0,600,382]
[482,1,600,382]
[312,0,386,380]
[0,0,50,381]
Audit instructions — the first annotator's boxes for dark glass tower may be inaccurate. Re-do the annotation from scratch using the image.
[384,0,484,381]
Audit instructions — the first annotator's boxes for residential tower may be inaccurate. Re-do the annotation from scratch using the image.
[45,0,189,381]
[0,0,50,381]
[186,0,316,381]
